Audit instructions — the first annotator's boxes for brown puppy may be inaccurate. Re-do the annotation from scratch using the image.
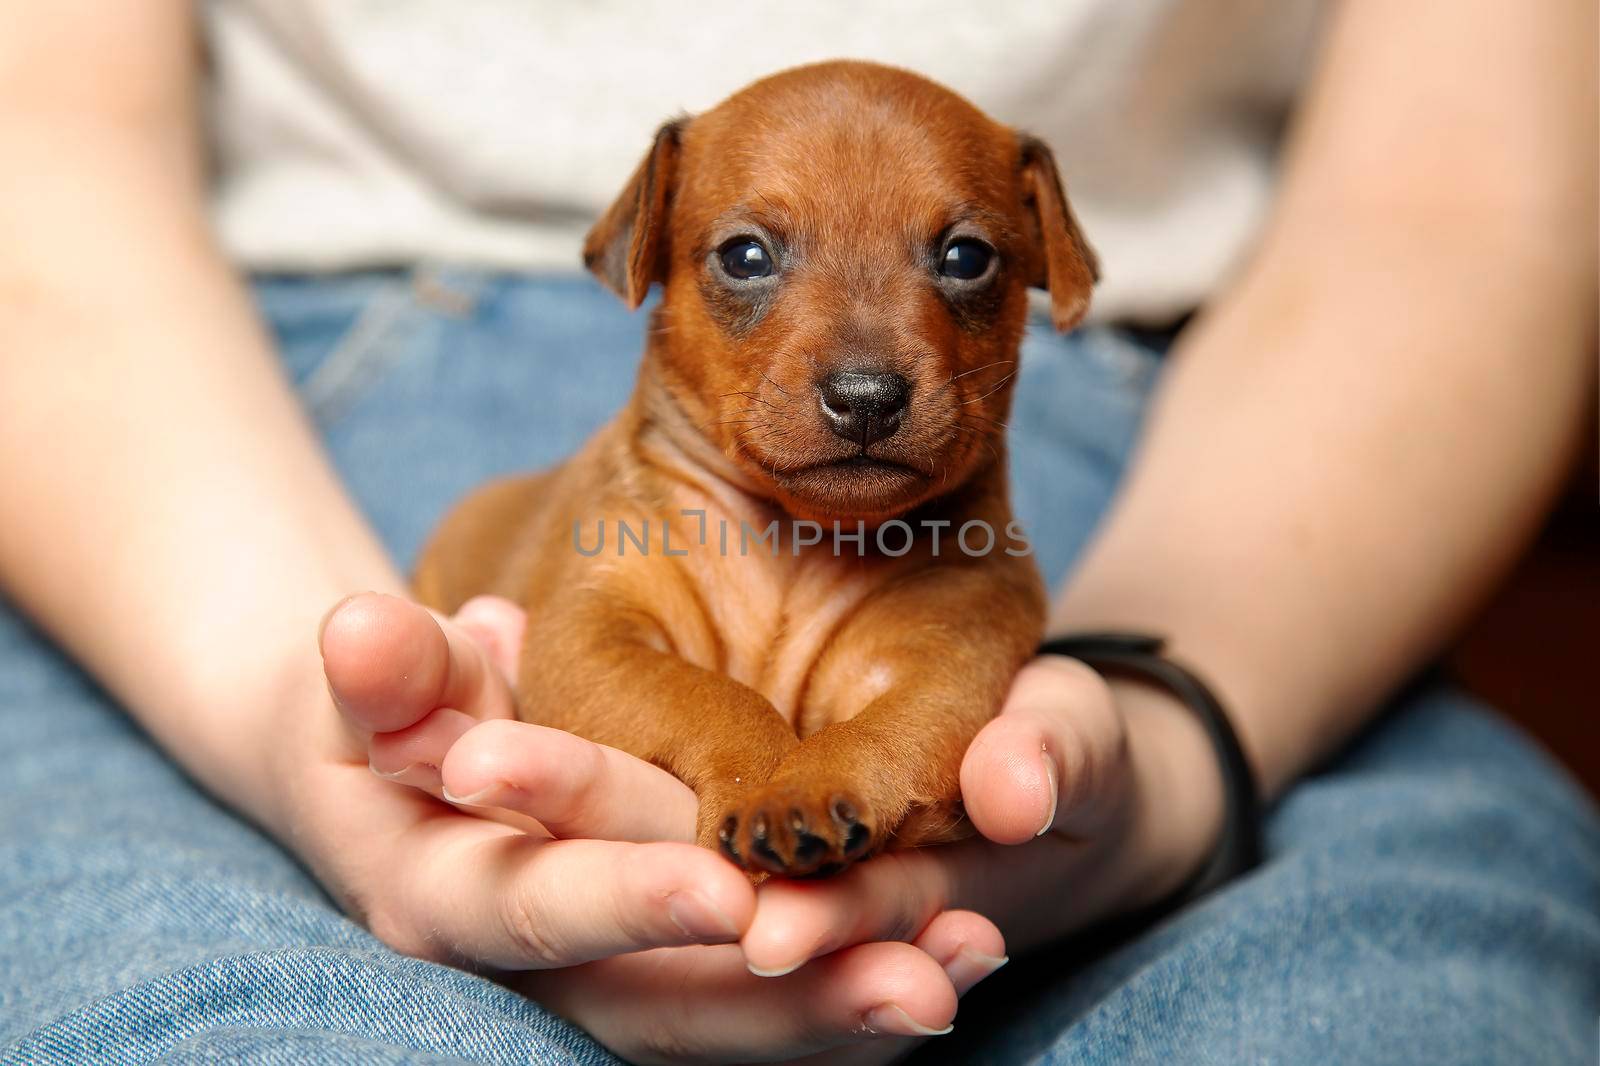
[414,60,1097,877]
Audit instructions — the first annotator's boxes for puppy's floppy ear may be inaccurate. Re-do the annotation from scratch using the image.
[1017,134,1099,332]
[583,119,685,308]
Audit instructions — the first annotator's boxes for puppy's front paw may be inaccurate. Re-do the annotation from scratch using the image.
[715,784,879,877]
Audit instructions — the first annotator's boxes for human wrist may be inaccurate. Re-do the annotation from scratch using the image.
[1048,579,1289,798]
[1110,677,1229,910]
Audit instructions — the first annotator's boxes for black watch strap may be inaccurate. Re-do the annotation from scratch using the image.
[1036,631,1263,907]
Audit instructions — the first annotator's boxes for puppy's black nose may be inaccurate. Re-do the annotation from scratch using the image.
[818,371,910,447]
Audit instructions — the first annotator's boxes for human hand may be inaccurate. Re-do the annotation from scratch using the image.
[732,656,1227,978]
[292,592,1007,1063]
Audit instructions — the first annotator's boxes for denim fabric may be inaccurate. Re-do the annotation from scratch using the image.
[2,269,1595,1065]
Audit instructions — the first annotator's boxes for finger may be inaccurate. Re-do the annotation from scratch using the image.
[384,822,756,969]
[913,909,1008,994]
[788,911,1007,1066]
[321,592,514,734]
[439,718,699,843]
[366,708,552,835]
[742,848,958,977]
[961,655,1126,843]
[450,594,526,683]
[367,707,477,786]
[535,940,961,1064]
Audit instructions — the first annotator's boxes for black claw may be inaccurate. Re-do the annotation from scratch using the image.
[842,821,871,857]
[717,815,742,863]
[830,798,872,858]
[793,831,827,867]
[786,807,827,869]
[750,837,786,872]
[749,812,786,872]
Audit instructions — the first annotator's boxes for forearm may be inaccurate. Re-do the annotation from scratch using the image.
[1056,229,1591,798]
[0,9,403,823]
[1052,0,1596,798]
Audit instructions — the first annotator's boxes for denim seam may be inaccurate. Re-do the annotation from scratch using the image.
[300,281,421,426]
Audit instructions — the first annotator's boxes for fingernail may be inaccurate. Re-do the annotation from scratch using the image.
[665,891,740,942]
[862,1004,953,1038]
[746,929,829,978]
[441,784,498,807]
[317,592,363,648]
[370,761,438,789]
[371,762,418,780]
[945,946,1010,990]
[1036,747,1058,837]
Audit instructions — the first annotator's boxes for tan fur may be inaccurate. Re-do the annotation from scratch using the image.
[415,61,1096,877]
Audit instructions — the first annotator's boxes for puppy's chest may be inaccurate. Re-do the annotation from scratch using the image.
[646,494,906,733]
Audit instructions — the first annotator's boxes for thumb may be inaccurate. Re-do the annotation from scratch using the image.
[321,592,517,736]
[960,655,1127,844]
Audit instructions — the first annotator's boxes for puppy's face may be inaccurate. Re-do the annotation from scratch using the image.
[586,61,1097,522]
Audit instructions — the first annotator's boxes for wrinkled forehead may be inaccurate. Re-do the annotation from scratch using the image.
[675,81,1021,246]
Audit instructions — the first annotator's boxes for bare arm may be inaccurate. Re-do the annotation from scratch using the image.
[1053,0,1597,797]
[0,2,404,823]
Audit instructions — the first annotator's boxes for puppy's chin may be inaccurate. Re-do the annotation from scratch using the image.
[726,422,1000,523]
[764,457,934,523]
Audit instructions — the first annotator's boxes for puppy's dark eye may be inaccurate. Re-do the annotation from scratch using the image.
[718,239,774,280]
[940,239,993,281]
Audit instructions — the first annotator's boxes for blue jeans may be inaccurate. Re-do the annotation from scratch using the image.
[2,270,1595,1065]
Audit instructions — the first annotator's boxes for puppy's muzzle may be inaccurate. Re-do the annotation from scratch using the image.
[817,370,910,448]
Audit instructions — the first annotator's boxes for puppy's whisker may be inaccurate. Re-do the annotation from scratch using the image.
[758,371,791,400]
[948,422,1002,467]
[959,371,1018,406]
[946,359,1014,386]
[703,418,759,433]
[719,390,777,411]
